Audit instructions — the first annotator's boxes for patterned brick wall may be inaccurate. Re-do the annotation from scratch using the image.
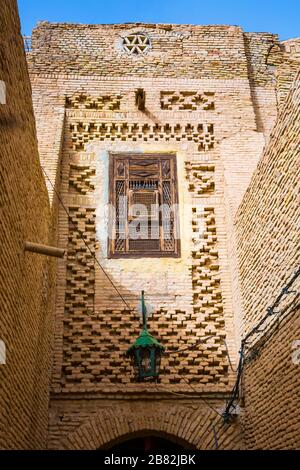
[26,21,298,450]
[235,71,300,449]
[50,82,238,399]
[282,38,300,61]
[0,0,55,449]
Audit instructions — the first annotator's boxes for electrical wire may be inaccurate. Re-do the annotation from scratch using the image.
[212,423,219,450]
[221,338,237,372]
[179,375,224,417]
[164,336,215,354]
[243,298,300,363]
[154,381,235,450]
[41,166,134,313]
[165,336,237,373]
[154,380,223,418]
[223,266,300,421]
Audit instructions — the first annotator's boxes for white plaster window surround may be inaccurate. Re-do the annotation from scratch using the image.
[0,340,6,364]
[121,32,152,55]
[0,81,6,104]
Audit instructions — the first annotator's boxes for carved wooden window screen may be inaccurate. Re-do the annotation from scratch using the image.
[109,153,180,258]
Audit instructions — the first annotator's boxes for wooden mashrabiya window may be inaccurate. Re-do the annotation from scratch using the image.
[109,153,180,258]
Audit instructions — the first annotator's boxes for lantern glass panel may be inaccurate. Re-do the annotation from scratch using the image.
[132,352,140,376]
[140,348,152,374]
[155,349,161,374]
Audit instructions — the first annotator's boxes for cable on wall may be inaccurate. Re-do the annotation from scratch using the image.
[222,265,300,422]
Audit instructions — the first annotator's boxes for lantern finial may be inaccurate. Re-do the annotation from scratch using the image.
[127,291,164,381]
[141,290,147,330]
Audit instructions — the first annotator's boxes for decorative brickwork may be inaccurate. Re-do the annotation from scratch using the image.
[192,208,226,337]
[70,121,215,151]
[69,163,95,194]
[26,22,279,85]
[51,93,230,392]
[186,171,228,381]
[64,206,96,317]
[122,33,151,55]
[185,163,215,195]
[161,91,215,110]
[66,92,122,110]
[282,38,300,61]
[60,305,229,388]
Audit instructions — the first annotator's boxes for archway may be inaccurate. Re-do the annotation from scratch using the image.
[60,403,209,450]
[108,436,187,452]
[101,430,196,452]
[59,402,242,450]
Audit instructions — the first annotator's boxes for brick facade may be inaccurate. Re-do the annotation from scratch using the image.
[1,1,299,449]
[26,21,297,450]
[0,0,56,449]
[52,402,242,450]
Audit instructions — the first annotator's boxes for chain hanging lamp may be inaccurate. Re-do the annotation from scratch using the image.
[127,291,164,381]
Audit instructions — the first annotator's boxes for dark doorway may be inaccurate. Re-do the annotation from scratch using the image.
[107,436,189,453]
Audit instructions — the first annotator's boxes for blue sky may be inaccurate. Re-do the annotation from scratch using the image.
[18,0,299,40]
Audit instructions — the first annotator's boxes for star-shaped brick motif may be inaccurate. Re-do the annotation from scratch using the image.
[123,33,151,54]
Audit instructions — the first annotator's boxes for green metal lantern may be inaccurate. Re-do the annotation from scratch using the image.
[127,291,164,381]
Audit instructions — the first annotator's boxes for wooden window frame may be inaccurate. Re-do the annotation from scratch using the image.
[108,153,181,259]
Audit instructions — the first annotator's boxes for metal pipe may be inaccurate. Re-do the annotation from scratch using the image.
[24,242,65,259]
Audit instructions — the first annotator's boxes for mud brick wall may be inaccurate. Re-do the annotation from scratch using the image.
[236,70,300,332]
[0,0,55,449]
[27,23,256,78]
[27,23,282,140]
[48,400,243,450]
[235,70,300,449]
[276,58,300,106]
[241,307,300,449]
